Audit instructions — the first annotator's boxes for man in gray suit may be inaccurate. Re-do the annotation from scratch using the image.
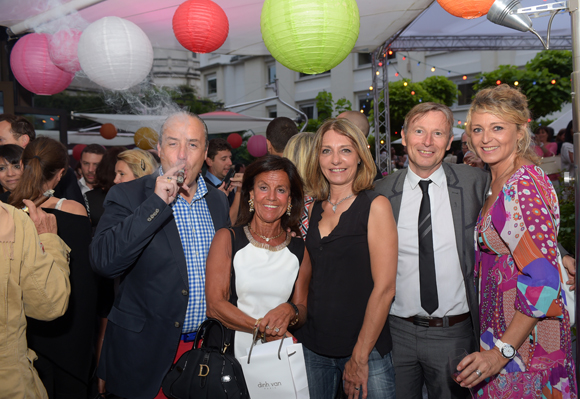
[375,103,490,399]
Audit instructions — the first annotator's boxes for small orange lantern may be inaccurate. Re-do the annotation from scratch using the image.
[437,0,495,19]
[100,123,118,140]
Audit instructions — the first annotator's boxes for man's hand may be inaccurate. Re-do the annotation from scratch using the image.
[218,173,243,196]
[24,199,57,235]
[463,153,485,169]
[562,255,576,291]
[155,164,188,204]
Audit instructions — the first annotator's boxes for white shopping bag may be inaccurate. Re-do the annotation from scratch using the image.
[240,337,310,399]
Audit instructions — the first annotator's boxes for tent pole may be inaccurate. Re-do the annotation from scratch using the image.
[568,0,580,379]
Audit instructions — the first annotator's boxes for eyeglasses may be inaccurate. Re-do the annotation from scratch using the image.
[461,141,468,147]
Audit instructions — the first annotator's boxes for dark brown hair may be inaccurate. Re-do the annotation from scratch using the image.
[94,146,127,193]
[236,155,304,234]
[207,138,233,160]
[266,117,299,153]
[0,114,36,141]
[9,137,68,209]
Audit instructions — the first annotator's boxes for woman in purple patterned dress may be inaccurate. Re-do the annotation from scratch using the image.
[455,84,576,398]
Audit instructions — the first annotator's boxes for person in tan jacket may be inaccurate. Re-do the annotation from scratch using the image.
[0,199,71,399]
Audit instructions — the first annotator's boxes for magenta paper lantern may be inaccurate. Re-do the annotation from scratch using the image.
[247,135,267,158]
[10,33,75,95]
[49,29,82,73]
[172,0,229,53]
[227,133,243,149]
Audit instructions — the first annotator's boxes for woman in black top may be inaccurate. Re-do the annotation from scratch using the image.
[296,118,398,399]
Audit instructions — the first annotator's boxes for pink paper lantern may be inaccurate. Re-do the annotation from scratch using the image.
[10,33,75,95]
[227,133,243,149]
[247,135,267,158]
[49,29,82,73]
[172,0,229,53]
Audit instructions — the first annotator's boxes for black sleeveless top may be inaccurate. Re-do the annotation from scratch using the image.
[295,190,392,358]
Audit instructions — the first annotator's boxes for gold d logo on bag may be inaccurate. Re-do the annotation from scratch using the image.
[198,364,210,377]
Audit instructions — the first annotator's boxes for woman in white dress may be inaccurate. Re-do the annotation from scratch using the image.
[206,155,312,358]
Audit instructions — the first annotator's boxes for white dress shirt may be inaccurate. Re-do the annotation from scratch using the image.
[391,165,469,318]
[78,177,91,195]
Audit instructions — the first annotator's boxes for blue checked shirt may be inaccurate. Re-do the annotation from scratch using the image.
[160,168,215,332]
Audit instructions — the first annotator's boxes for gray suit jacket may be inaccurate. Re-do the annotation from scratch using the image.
[374,163,490,345]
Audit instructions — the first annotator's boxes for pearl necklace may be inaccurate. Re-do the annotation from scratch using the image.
[247,223,284,242]
[327,193,355,212]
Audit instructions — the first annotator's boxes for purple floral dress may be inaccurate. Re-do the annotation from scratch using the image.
[475,165,576,398]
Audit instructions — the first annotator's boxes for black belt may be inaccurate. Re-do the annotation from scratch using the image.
[399,312,470,328]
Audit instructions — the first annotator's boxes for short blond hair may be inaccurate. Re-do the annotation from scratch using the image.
[306,118,375,200]
[465,84,539,165]
[117,149,158,179]
[283,132,315,196]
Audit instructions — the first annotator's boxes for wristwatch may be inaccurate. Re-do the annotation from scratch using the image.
[495,339,516,359]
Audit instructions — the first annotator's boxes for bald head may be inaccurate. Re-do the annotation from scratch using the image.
[338,111,370,137]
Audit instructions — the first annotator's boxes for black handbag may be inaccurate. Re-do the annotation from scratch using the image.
[162,318,250,399]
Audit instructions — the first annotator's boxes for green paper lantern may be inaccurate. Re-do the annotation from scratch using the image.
[261,0,360,75]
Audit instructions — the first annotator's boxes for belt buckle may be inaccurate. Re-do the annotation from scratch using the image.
[412,316,432,327]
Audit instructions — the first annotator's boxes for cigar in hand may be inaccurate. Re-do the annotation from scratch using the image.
[176,169,185,185]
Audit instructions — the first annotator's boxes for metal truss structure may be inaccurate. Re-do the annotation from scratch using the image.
[387,35,572,51]
[372,47,391,175]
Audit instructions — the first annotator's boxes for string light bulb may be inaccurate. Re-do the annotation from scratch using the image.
[403,81,408,86]
[378,62,382,67]
[551,79,556,84]
[463,75,467,80]
[411,91,415,95]
[388,49,393,55]
[402,56,406,60]
[369,86,373,90]
[395,72,399,77]
[496,80,501,85]
[514,81,519,86]
[376,71,380,75]
[431,67,435,72]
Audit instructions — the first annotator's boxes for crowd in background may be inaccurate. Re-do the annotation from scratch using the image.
[0,84,577,399]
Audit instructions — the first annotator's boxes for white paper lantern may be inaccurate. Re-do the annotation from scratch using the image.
[77,17,153,90]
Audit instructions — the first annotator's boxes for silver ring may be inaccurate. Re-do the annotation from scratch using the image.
[166,176,172,181]
[274,327,280,333]
[266,325,270,330]
[354,387,360,391]
[474,369,482,377]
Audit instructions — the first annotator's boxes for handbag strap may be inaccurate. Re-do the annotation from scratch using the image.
[195,318,226,350]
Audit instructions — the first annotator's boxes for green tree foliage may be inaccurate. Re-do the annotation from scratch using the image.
[300,90,353,132]
[369,76,460,140]
[473,50,572,119]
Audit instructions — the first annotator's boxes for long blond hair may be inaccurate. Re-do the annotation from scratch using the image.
[283,132,315,196]
[465,84,540,165]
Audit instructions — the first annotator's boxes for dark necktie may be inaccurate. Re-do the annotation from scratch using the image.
[418,180,438,315]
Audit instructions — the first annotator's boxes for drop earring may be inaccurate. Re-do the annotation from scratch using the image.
[286,203,292,216]
[249,198,255,212]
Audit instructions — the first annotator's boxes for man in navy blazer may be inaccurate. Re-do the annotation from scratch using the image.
[90,112,230,399]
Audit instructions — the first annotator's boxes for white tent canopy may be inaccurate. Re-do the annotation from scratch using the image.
[72,110,273,135]
[0,0,434,55]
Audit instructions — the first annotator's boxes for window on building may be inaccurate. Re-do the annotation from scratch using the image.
[206,75,217,96]
[299,103,315,120]
[266,105,277,119]
[358,94,372,116]
[457,82,476,106]
[358,53,372,67]
[268,64,276,84]
[299,70,330,79]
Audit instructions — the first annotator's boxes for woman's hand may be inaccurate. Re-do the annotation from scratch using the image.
[343,354,369,399]
[455,349,507,388]
[259,303,294,339]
